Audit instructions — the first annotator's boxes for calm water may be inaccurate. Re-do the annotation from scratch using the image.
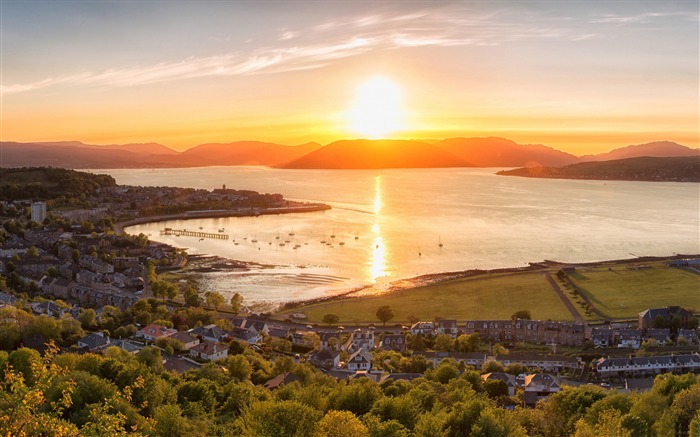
[93,167,700,306]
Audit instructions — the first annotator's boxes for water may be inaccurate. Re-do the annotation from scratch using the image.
[93,167,700,306]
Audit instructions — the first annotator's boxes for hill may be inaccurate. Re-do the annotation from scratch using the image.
[436,137,579,167]
[180,141,320,166]
[0,142,183,168]
[0,167,116,200]
[497,156,700,182]
[580,141,699,161]
[278,139,468,169]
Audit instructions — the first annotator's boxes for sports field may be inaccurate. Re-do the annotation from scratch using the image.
[567,262,700,319]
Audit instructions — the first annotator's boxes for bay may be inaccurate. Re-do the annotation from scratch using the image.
[92,167,700,307]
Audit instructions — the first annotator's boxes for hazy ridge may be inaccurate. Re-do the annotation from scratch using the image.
[1,138,697,170]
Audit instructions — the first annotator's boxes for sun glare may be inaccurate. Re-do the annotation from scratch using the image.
[348,76,403,139]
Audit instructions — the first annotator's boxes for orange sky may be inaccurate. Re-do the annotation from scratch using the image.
[1,1,698,156]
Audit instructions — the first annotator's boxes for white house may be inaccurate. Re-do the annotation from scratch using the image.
[190,340,229,361]
[347,348,372,372]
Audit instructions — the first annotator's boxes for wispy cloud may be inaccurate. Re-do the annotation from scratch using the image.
[591,11,693,24]
[0,7,614,96]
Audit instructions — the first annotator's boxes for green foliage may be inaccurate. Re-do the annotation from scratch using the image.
[376,305,395,325]
[238,399,322,437]
[0,167,116,201]
[511,309,532,320]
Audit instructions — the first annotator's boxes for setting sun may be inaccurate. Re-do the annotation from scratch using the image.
[347,76,403,139]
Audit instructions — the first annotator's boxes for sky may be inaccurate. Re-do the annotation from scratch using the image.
[1,0,698,155]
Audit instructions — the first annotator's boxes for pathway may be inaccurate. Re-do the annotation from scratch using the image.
[543,272,585,324]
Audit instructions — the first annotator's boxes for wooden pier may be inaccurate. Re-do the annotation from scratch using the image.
[160,228,229,240]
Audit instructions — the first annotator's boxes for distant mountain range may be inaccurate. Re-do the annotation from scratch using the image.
[1,138,697,170]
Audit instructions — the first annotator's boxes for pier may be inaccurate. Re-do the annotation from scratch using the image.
[160,228,229,240]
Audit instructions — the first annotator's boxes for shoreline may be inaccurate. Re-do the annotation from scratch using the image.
[114,202,330,235]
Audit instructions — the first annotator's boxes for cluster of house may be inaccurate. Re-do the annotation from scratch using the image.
[0,228,186,310]
[591,306,698,349]
[407,318,586,346]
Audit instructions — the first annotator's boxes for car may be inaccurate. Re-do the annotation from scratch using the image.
[600,383,611,388]
[338,326,345,331]
[305,325,314,329]
[294,353,300,359]
[368,326,376,330]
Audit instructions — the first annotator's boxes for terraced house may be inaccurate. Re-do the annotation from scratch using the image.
[465,319,585,346]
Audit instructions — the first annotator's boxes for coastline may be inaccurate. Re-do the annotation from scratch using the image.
[114,202,330,235]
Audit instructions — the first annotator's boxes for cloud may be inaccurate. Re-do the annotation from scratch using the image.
[0,6,615,96]
[591,11,693,24]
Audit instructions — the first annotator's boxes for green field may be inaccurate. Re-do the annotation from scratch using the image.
[568,263,700,319]
[278,271,574,323]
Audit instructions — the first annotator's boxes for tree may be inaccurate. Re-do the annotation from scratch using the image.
[323,314,340,326]
[653,314,667,329]
[314,410,369,437]
[238,399,322,437]
[184,287,201,307]
[376,306,395,326]
[481,360,505,374]
[434,333,454,352]
[511,310,532,320]
[230,292,244,314]
[205,291,225,312]
[154,404,189,437]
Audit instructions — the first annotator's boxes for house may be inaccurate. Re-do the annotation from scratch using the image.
[411,321,435,336]
[465,319,585,347]
[267,326,290,339]
[264,372,302,390]
[616,329,642,349]
[591,327,614,348]
[347,348,372,372]
[189,324,229,342]
[416,351,487,368]
[30,301,65,318]
[495,352,582,373]
[595,353,700,378]
[136,324,177,342]
[437,319,459,337]
[523,373,560,407]
[380,333,407,352]
[163,356,202,373]
[318,331,342,351]
[347,330,375,351]
[291,331,315,347]
[189,340,229,361]
[644,328,671,344]
[310,349,341,369]
[240,319,269,335]
[638,306,694,329]
[229,327,261,344]
[482,372,518,396]
[167,331,200,350]
[108,339,142,354]
[677,329,698,344]
[77,332,110,352]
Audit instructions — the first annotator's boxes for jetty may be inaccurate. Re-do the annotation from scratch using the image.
[161,228,228,240]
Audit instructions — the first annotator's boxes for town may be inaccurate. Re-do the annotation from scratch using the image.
[1,168,699,436]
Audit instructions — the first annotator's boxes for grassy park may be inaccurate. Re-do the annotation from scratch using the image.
[278,271,574,324]
[277,259,700,324]
[567,262,700,319]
